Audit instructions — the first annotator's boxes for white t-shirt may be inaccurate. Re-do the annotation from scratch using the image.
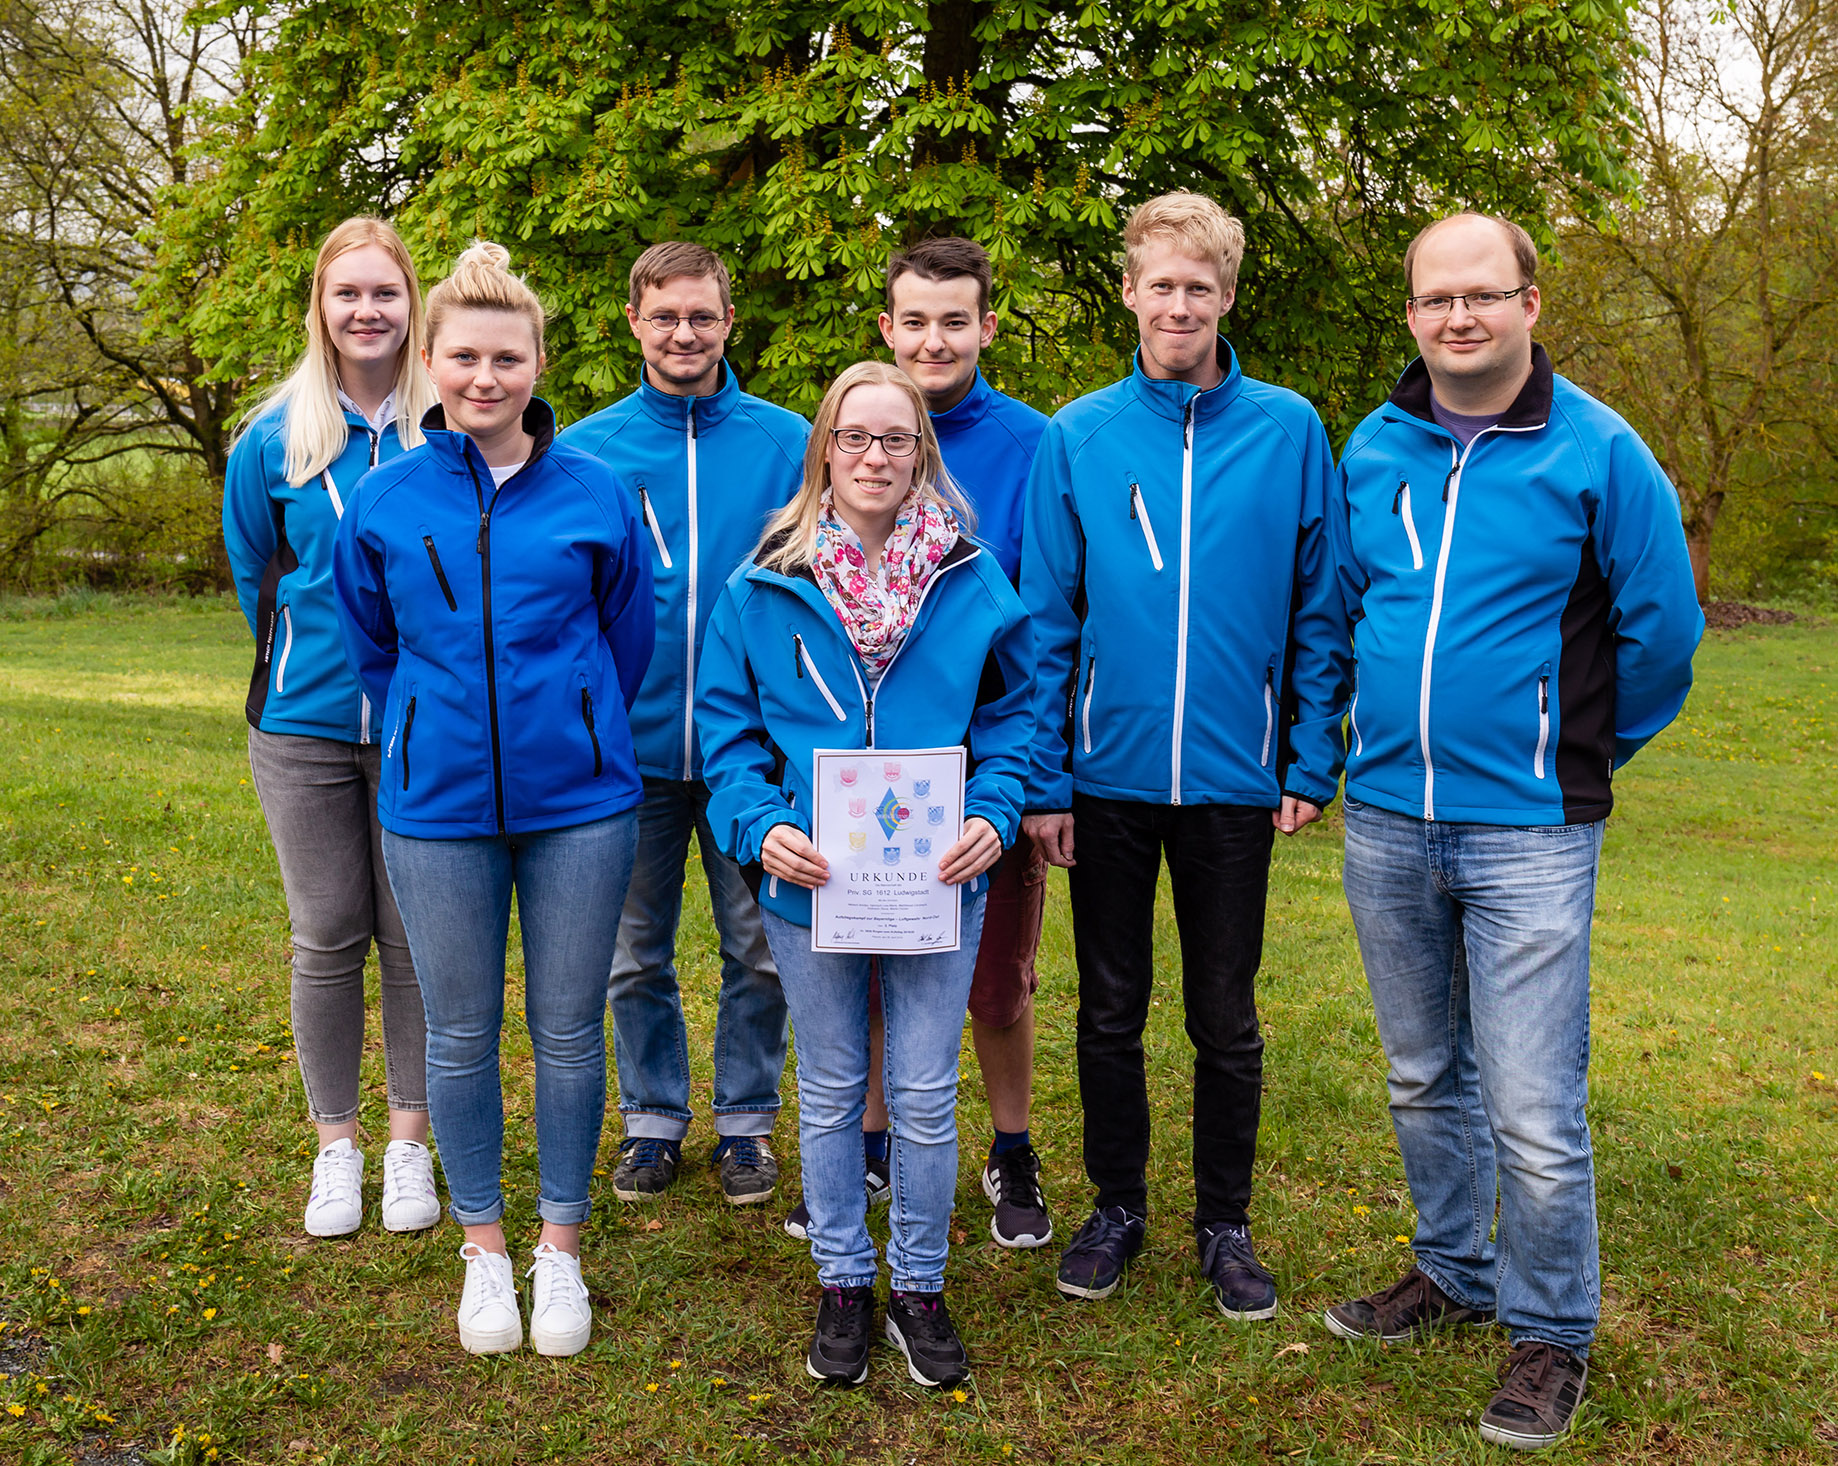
[488,461,526,487]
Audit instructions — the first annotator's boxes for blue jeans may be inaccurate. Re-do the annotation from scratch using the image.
[1341,798,1604,1356]
[763,896,986,1292]
[608,779,786,1141]
[382,812,638,1227]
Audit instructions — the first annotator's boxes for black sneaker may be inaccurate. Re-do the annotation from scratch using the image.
[783,1197,812,1241]
[1197,1221,1277,1321]
[806,1284,875,1386]
[865,1153,891,1207]
[981,1143,1053,1248]
[1324,1265,1496,1343]
[1478,1340,1588,1450]
[714,1135,779,1205]
[611,1137,680,1201]
[884,1290,969,1387]
[1055,1205,1145,1300]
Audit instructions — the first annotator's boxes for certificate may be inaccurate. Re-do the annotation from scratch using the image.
[810,746,967,953]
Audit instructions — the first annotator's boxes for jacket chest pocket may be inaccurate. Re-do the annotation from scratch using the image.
[1391,478,1424,571]
[792,632,848,722]
[1533,663,1551,779]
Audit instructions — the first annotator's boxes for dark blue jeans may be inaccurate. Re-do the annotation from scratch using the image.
[382,812,638,1226]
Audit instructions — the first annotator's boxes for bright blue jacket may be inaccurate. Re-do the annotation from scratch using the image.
[695,536,1035,926]
[223,400,406,742]
[331,400,655,839]
[1337,347,1702,825]
[933,370,1048,583]
[556,366,807,782]
[1021,339,1349,811]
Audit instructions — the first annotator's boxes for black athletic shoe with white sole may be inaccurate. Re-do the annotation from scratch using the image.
[806,1284,875,1386]
[1197,1221,1277,1320]
[1055,1205,1145,1300]
[981,1143,1053,1248]
[883,1290,969,1387]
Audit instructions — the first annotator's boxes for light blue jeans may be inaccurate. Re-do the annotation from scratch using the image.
[763,895,986,1292]
[382,812,638,1227]
[1341,797,1604,1356]
[608,778,786,1141]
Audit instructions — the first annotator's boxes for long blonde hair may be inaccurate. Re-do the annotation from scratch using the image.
[240,217,436,486]
[755,361,974,574]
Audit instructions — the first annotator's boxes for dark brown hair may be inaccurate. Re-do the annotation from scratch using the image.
[1403,213,1539,295]
[885,237,993,317]
[628,241,732,312]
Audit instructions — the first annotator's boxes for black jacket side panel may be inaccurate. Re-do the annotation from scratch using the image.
[1556,536,1616,823]
[244,525,299,728]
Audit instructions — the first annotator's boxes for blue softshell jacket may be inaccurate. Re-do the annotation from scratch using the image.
[695,535,1035,927]
[556,365,808,782]
[1337,346,1703,825]
[1020,338,1349,811]
[932,370,1049,583]
[224,401,407,742]
[331,399,656,839]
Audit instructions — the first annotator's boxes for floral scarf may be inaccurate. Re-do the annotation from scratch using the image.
[812,489,960,680]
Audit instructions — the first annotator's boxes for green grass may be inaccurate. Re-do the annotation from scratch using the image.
[1,599,1834,1464]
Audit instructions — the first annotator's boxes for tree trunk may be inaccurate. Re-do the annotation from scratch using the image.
[1682,486,1724,606]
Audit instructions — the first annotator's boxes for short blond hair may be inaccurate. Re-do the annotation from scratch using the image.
[1123,192,1246,293]
[426,241,546,357]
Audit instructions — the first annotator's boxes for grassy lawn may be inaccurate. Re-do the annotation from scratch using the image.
[0,594,1833,1465]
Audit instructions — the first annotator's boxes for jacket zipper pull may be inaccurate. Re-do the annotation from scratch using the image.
[1443,464,1457,502]
[1392,479,1405,514]
[794,634,805,678]
[369,430,379,467]
[638,483,650,522]
[1129,482,1140,520]
[1183,399,1194,449]
[476,513,488,554]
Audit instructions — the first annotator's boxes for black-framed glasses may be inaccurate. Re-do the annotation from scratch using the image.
[829,427,919,457]
[1405,286,1530,317]
[638,311,725,333]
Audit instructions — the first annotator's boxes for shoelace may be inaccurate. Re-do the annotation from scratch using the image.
[1494,1341,1568,1408]
[383,1144,431,1197]
[1065,1207,1136,1261]
[819,1286,870,1342]
[1199,1224,1273,1284]
[458,1243,517,1308]
[992,1146,1044,1209]
[526,1243,587,1311]
[624,1137,676,1169]
[892,1293,956,1347]
[722,1136,773,1168]
[311,1147,362,1205]
[1366,1267,1433,1314]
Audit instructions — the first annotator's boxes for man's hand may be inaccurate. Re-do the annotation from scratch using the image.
[1273,796,1321,836]
[938,817,1003,885]
[1024,811,1075,866]
[761,823,829,887]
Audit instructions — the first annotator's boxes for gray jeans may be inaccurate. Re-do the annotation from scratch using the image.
[248,727,428,1123]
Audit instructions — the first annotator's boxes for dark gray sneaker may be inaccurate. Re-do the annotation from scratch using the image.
[714,1135,779,1205]
[1324,1265,1496,1343]
[884,1290,969,1388]
[1197,1222,1277,1321]
[1055,1206,1145,1300]
[981,1143,1053,1248]
[611,1137,679,1201]
[1478,1340,1588,1450]
[806,1284,875,1386]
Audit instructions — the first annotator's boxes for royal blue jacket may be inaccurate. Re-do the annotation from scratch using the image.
[1337,347,1702,825]
[933,370,1048,583]
[695,535,1035,926]
[557,365,807,782]
[224,401,407,742]
[331,400,655,838]
[1021,339,1349,811]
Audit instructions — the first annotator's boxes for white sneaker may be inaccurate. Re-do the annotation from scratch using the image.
[380,1140,442,1232]
[303,1139,364,1237]
[456,1243,522,1355]
[526,1242,592,1357]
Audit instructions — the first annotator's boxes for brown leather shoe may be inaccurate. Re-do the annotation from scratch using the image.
[1323,1264,1496,1343]
[1478,1339,1588,1449]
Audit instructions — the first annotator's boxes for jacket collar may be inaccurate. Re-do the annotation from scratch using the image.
[930,369,993,433]
[1384,343,1554,433]
[635,359,739,431]
[418,397,558,477]
[1127,336,1244,425]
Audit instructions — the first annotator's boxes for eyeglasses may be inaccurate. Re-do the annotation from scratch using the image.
[829,428,919,457]
[638,312,725,333]
[1405,286,1530,317]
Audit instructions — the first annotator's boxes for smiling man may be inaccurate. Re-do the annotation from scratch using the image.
[558,242,808,1208]
[1328,213,1701,1450]
[1020,192,1348,1319]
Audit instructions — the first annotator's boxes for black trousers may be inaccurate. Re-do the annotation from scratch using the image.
[1067,793,1274,1228]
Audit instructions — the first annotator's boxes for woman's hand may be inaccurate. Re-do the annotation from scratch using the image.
[938,816,1003,885]
[761,822,830,888]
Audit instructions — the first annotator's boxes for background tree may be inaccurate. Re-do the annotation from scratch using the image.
[160,0,1642,440]
[1542,0,1838,604]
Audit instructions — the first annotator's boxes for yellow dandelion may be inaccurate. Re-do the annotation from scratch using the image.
[77,1305,91,1316]
[1248,1395,1259,1404]
[1394,1235,1411,1244]
[202,1307,217,1320]
[669,1359,682,1369]
[711,1375,727,1385]
[6,1403,25,1417]
[951,1388,968,1403]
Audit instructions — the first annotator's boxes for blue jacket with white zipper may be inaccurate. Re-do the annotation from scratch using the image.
[1020,338,1349,812]
[932,370,1048,583]
[556,365,808,782]
[1337,346,1702,825]
[331,400,655,839]
[694,534,1035,927]
[224,400,406,742]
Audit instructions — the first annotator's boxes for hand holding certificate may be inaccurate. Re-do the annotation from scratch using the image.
[808,746,972,953]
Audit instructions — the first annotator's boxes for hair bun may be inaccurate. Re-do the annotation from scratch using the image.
[454,240,512,273]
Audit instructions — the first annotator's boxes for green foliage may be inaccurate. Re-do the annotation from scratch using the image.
[159,0,1641,435]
